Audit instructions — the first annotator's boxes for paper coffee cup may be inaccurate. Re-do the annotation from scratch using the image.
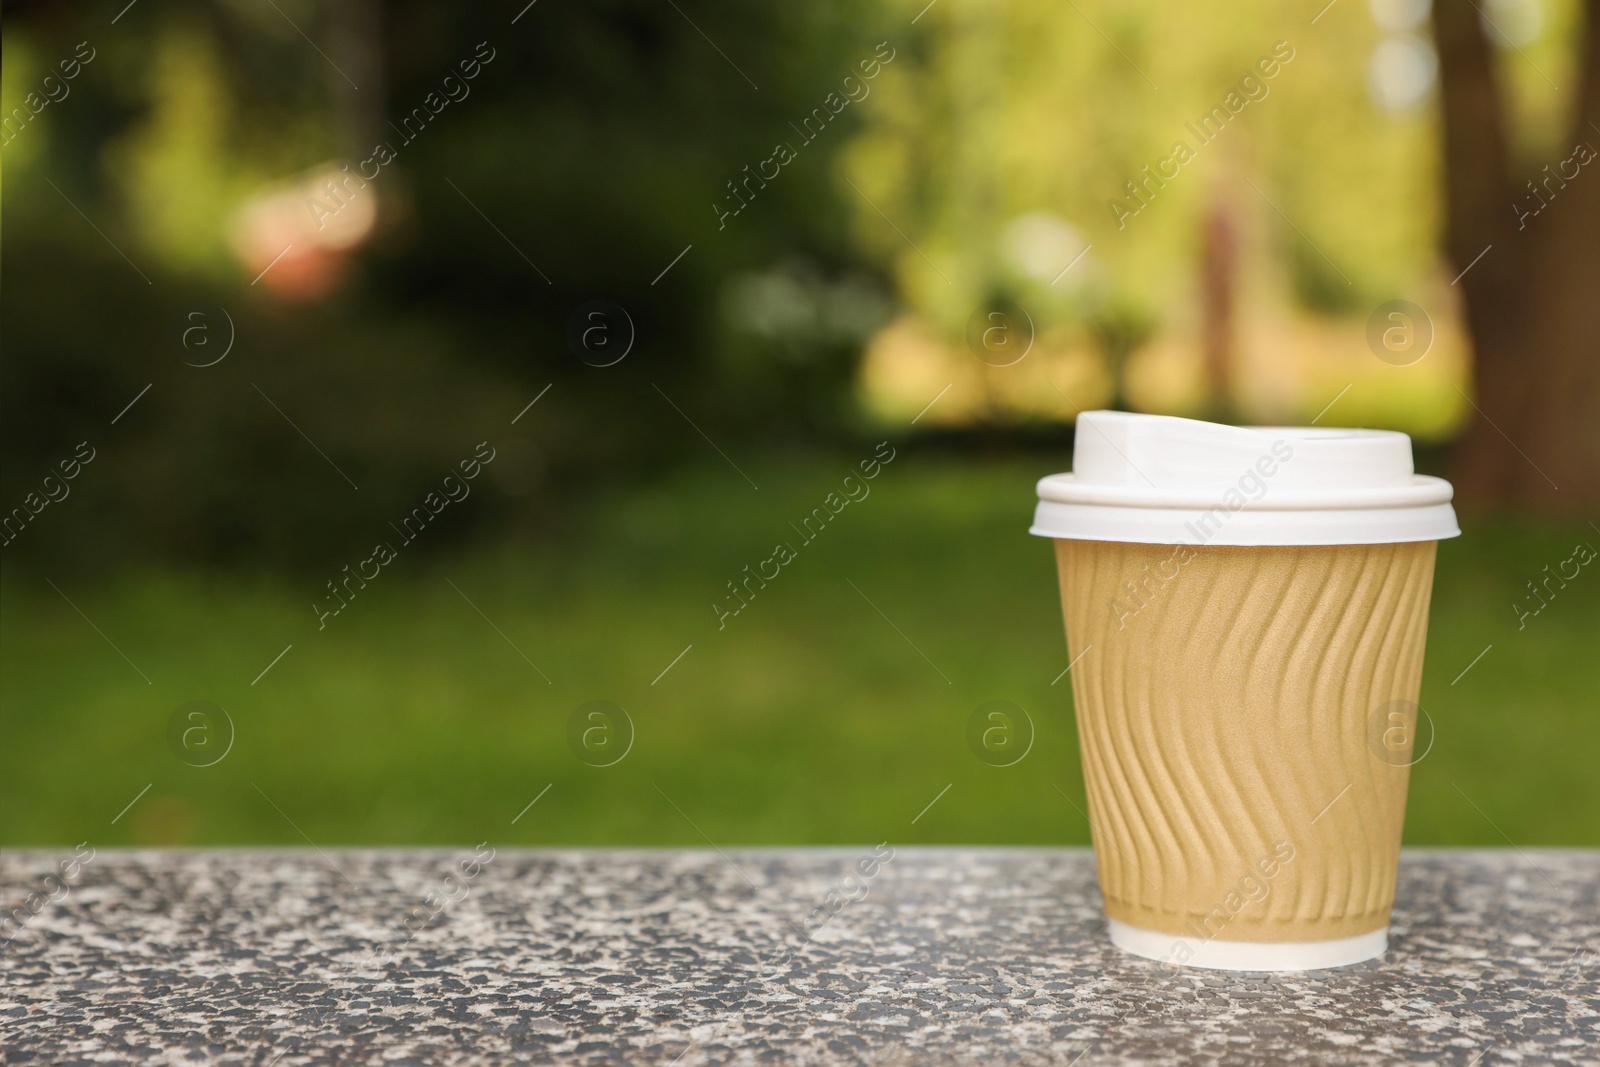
[1031,411,1459,971]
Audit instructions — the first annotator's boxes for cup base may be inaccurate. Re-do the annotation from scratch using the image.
[1107,918,1388,972]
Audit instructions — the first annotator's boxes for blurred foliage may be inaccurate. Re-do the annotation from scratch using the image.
[846,0,1580,424]
[870,0,1579,313]
[5,0,1586,569]
[2,0,895,569]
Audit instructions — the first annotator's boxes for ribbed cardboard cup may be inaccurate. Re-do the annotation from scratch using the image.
[1031,412,1459,971]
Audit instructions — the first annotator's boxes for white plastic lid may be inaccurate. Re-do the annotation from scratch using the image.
[1030,411,1459,547]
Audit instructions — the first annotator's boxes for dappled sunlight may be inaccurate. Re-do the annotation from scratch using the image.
[857,314,1112,425]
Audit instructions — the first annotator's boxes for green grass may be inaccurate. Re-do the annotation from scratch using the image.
[2,451,1596,847]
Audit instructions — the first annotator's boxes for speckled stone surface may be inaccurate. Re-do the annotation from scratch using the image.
[2,848,1596,1065]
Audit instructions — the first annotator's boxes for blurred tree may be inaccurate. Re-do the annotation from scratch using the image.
[1198,192,1241,421]
[1433,0,1600,511]
[844,0,1458,421]
[1,0,892,569]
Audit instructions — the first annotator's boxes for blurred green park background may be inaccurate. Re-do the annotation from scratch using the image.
[2,452,1597,846]
[2,0,1597,846]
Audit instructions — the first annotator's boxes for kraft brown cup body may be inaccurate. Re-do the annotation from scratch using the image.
[1054,538,1437,945]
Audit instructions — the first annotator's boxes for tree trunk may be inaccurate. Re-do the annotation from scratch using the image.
[1199,192,1239,422]
[1432,0,1600,513]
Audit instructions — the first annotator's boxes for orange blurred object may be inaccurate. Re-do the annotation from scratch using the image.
[230,163,378,298]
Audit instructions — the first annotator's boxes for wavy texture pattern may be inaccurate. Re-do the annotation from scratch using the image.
[1055,539,1437,942]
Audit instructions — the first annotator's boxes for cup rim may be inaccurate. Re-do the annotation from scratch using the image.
[1036,472,1456,512]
